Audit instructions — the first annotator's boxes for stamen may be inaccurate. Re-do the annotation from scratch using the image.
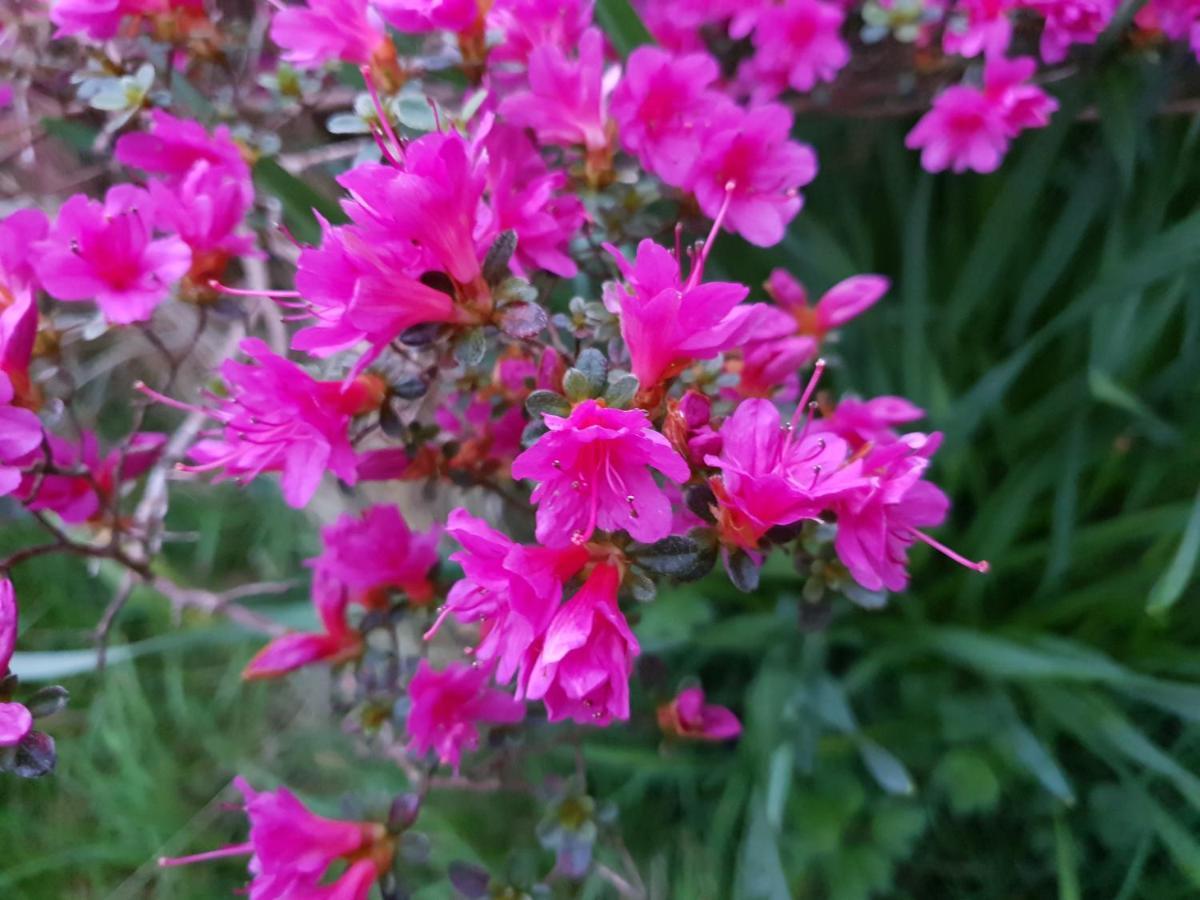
[911,530,990,574]
[207,280,301,299]
[158,843,254,868]
[685,182,736,291]
[359,65,405,164]
[788,359,826,435]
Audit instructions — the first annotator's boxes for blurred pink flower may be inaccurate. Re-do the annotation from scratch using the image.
[747,0,850,94]
[35,186,191,324]
[143,338,377,507]
[243,576,363,680]
[148,161,256,281]
[658,686,742,741]
[765,269,890,341]
[1135,0,1200,58]
[407,660,526,771]
[16,431,165,523]
[610,46,732,187]
[944,0,1016,56]
[269,0,391,68]
[813,395,927,449]
[498,26,614,154]
[0,209,49,404]
[310,504,441,607]
[0,579,33,748]
[161,777,390,898]
[522,562,639,725]
[375,0,478,32]
[115,110,248,184]
[511,399,691,547]
[488,0,594,65]
[0,374,40,499]
[1024,0,1116,63]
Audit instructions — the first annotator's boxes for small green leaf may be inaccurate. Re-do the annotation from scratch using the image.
[525,389,571,418]
[1147,488,1200,616]
[858,739,916,797]
[595,0,654,58]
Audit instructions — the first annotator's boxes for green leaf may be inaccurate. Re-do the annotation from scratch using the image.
[858,740,916,797]
[1147,488,1200,615]
[252,157,347,245]
[1054,814,1082,900]
[933,749,999,814]
[1004,717,1075,805]
[595,0,654,57]
[736,795,790,900]
[1087,367,1179,445]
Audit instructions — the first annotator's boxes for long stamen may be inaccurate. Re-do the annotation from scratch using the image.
[911,530,990,574]
[207,280,301,299]
[788,358,826,435]
[359,65,405,164]
[158,843,254,868]
[685,181,735,291]
[134,381,218,419]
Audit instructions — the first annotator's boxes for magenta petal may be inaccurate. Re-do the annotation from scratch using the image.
[0,702,33,747]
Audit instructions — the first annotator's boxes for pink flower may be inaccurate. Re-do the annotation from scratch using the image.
[1136,0,1200,56]
[833,433,988,591]
[35,186,191,324]
[115,110,248,185]
[49,0,153,41]
[692,104,818,247]
[657,686,741,741]
[406,660,526,771]
[269,0,391,68]
[814,396,927,449]
[706,393,868,550]
[511,399,692,547]
[160,778,391,898]
[478,122,586,278]
[734,307,817,399]
[148,162,256,285]
[17,431,165,523]
[944,0,1016,56]
[290,218,458,367]
[143,338,379,507]
[488,0,595,65]
[309,505,441,606]
[610,46,732,187]
[375,0,479,32]
[0,375,41,499]
[428,509,587,684]
[0,209,49,404]
[339,132,488,288]
[498,26,614,155]
[522,562,639,725]
[0,579,33,748]
[602,237,757,388]
[1024,0,1116,63]
[243,577,363,680]
[747,0,850,95]
[906,55,1057,173]
[766,269,890,340]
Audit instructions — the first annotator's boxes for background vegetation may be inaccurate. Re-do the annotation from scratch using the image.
[4,43,1200,900]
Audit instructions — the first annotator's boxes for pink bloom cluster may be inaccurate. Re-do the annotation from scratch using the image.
[50,0,204,42]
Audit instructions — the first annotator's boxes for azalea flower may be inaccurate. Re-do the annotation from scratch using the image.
[813,396,927,449]
[478,122,586,278]
[309,505,441,607]
[406,660,526,772]
[488,0,595,66]
[0,580,33,748]
[906,54,1058,174]
[833,433,989,591]
[49,0,203,42]
[160,777,393,899]
[35,186,192,324]
[610,46,732,187]
[427,509,587,684]
[521,562,639,725]
[0,208,49,405]
[511,399,692,547]
[765,269,891,341]
[375,0,479,32]
[602,236,756,388]
[706,390,869,550]
[1135,0,1200,59]
[692,103,818,247]
[243,571,364,680]
[1024,0,1117,63]
[657,686,742,741]
[746,0,850,95]
[269,0,392,69]
[498,26,614,157]
[16,430,164,523]
[115,110,248,185]
[140,338,379,507]
[944,0,1017,57]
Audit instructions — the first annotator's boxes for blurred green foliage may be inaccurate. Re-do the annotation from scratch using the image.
[6,56,1200,900]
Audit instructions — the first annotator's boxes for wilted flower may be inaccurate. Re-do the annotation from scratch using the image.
[406,660,526,772]
[657,686,742,741]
